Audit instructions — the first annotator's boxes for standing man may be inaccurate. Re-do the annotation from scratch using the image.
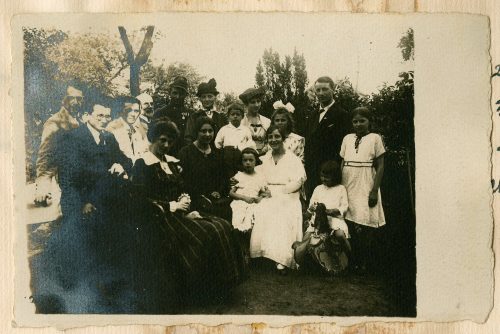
[34,85,85,207]
[136,92,154,130]
[153,76,193,154]
[304,76,351,199]
[184,78,228,145]
[107,96,149,163]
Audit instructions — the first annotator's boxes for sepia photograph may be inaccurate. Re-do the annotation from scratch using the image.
[17,13,417,318]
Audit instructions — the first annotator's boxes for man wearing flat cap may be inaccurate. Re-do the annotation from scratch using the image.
[34,85,86,207]
[153,76,193,155]
[184,78,228,145]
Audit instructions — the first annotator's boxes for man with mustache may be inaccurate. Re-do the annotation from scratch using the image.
[34,85,86,207]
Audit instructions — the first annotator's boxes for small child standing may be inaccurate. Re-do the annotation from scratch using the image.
[229,148,269,261]
[340,106,386,273]
[215,101,256,177]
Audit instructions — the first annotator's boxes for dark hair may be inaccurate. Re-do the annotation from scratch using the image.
[266,124,287,141]
[117,96,141,110]
[319,160,342,186]
[147,120,180,143]
[227,101,245,116]
[193,116,216,135]
[315,76,335,90]
[351,106,372,121]
[240,147,262,166]
[271,108,295,134]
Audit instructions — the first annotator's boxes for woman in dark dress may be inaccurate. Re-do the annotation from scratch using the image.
[178,116,232,220]
[131,120,244,307]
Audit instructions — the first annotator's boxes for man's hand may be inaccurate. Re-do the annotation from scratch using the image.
[34,192,52,207]
[211,191,221,199]
[82,203,97,215]
[108,163,126,177]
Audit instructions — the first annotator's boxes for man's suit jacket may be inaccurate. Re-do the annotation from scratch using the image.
[36,107,80,184]
[304,102,351,196]
[58,125,132,216]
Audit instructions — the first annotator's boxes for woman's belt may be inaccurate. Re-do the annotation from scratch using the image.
[343,161,373,167]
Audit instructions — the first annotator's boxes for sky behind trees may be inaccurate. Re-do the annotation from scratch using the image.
[22,13,414,95]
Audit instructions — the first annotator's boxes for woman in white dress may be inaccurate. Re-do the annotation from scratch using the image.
[250,125,306,274]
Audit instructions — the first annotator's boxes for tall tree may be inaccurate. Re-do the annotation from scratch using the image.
[118,26,155,96]
[255,60,265,88]
[398,28,414,61]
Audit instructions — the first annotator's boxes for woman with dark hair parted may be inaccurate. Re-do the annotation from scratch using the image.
[131,119,244,309]
[250,125,306,274]
[269,101,305,163]
[239,87,271,155]
[178,116,232,220]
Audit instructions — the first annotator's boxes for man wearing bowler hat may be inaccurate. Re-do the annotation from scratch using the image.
[153,76,193,153]
[184,78,228,145]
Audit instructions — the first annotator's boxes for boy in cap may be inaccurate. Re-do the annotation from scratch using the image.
[184,78,228,145]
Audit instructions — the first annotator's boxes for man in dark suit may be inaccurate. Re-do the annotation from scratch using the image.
[304,76,351,199]
[153,76,194,155]
[44,104,134,313]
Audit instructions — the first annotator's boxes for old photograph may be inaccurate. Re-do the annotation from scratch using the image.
[17,13,416,317]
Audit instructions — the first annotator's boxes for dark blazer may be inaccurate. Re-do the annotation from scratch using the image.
[184,110,228,145]
[304,102,351,197]
[58,124,132,216]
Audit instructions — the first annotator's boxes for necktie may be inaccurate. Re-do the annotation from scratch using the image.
[99,132,106,146]
[318,108,325,123]
[128,126,136,154]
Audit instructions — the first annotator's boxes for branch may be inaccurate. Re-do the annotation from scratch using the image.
[135,26,155,67]
[108,63,129,83]
[118,26,135,64]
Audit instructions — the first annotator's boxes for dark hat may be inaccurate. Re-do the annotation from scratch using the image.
[170,76,189,93]
[197,78,219,97]
[239,87,265,104]
[227,100,245,115]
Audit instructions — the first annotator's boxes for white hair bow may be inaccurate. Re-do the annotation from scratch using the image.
[272,100,295,113]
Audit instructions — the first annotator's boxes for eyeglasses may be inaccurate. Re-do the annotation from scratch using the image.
[68,96,84,101]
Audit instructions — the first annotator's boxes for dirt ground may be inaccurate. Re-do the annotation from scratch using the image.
[28,221,413,317]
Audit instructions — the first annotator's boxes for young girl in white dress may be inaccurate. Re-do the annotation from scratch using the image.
[229,148,269,262]
[340,106,386,273]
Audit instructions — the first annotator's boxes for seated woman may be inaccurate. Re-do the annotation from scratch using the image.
[178,116,232,220]
[250,125,306,274]
[131,120,244,308]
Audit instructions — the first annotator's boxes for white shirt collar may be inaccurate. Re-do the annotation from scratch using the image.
[226,122,243,130]
[142,151,179,166]
[319,99,335,113]
[86,122,102,145]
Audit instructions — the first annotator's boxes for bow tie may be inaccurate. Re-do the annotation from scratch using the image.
[250,123,262,128]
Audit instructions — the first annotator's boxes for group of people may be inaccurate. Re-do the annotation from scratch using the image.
[30,75,386,314]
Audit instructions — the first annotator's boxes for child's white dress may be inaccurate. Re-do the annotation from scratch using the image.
[340,133,386,228]
[230,170,267,232]
[308,184,350,238]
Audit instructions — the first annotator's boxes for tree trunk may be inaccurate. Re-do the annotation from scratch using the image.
[130,63,140,96]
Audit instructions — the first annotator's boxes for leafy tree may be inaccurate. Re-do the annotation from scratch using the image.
[398,28,414,61]
[141,61,204,110]
[255,48,309,119]
[46,32,126,96]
